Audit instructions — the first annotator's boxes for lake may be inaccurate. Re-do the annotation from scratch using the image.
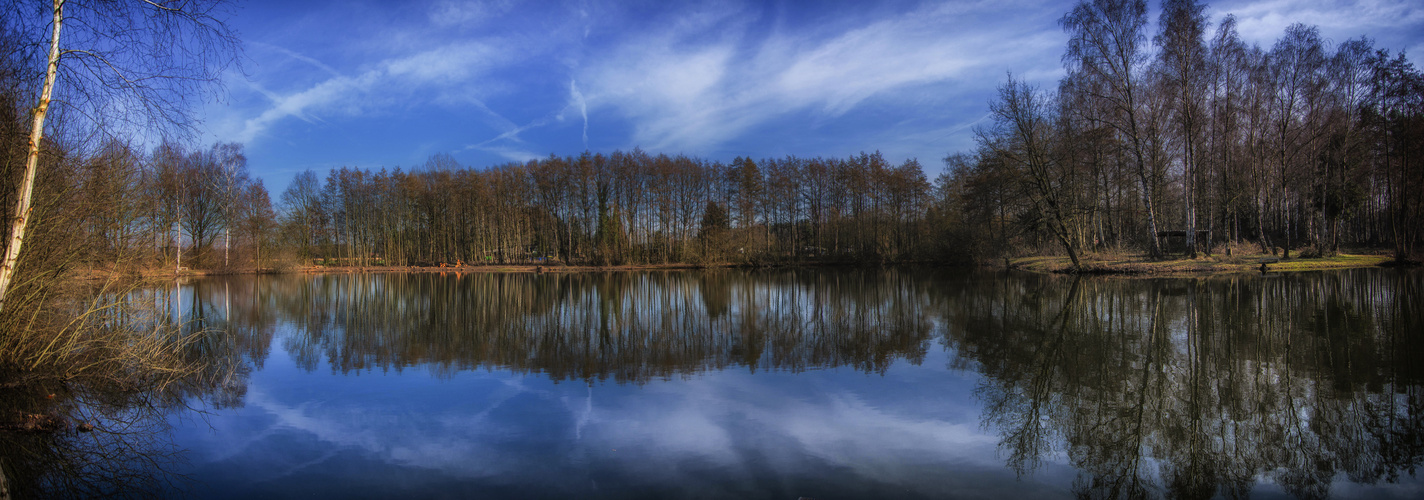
[10,268,1424,499]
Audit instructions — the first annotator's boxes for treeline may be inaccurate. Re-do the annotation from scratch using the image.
[20,0,1424,274]
[82,140,275,270]
[277,0,1424,269]
[0,130,276,272]
[0,62,273,277]
[946,0,1424,268]
[278,151,937,266]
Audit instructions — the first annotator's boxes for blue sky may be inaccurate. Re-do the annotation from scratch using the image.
[197,0,1424,196]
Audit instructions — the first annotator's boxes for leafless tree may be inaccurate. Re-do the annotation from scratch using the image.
[1061,0,1165,257]
[0,0,240,310]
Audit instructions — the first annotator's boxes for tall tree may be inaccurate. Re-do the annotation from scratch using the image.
[1155,0,1209,256]
[1317,37,1374,255]
[1367,50,1424,258]
[981,75,1084,270]
[280,170,325,262]
[0,0,238,310]
[235,179,276,268]
[1267,23,1327,258]
[1207,15,1249,248]
[211,141,247,267]
[1061,0,1165,257]
[177,149,225,263]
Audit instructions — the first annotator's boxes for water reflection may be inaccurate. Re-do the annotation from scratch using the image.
[227,270,934,382]
[0,390,183,499]
[936,270,1424,499]
[0,283,256,499]
[173,268,1421,498]
[5,268,1420,498]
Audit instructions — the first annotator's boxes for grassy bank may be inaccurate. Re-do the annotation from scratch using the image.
[1010,251,1396,276]
[73,251,1407,281]
[73,261,825,281]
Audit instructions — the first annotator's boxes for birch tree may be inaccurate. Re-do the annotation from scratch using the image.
[211,141,246,268]
[1061,0,1165,257]
[1155,0,1209,256]
[0,0,238,310]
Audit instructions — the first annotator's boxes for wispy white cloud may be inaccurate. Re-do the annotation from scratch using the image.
[249,41,343,78]
[578,1,1062,155]
[229,41,503,144]
[428,0,514,28]
[1215,0,1424,48]
[475,145,543,163]
[385,41,498,84]
[570,79,588,148]
[471,118,547,147]
[774,10,980,115]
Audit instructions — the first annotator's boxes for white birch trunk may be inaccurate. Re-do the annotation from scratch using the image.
[0,0,64,313]
[175,226,182,272]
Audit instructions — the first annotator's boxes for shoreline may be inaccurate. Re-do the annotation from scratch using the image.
[72,252,1413,282]
[76,261,805,281]
[1007,252,1405,277]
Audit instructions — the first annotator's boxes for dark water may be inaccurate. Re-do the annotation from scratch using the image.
[9,268,1424,499]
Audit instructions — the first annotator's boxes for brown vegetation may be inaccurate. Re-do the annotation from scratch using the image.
[944,0,1424,271]
[275,151,938,268]
[0,0,242,393]
[9,1,1421,284]
[1010,250,1393,276]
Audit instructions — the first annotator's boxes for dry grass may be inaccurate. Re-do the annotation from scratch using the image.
[0,278,203,393]
[1011,250,1393,276]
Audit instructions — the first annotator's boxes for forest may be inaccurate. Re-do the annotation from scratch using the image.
[0,0,1420,491]
[954,0,1424,270]
[3,0,1423,276]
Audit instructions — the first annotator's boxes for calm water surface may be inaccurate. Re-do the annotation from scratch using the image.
[20,268,1424,498]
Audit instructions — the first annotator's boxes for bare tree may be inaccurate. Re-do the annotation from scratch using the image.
[0,0,239,310]
[1155,0,1209,256]
[1061,0,1165,257]
[279,170,326,263]
[1207,15,1249,248]
[1267,24,1327,258]
[981,75,1084,269]
[177,149,225,264]
[210,141,246,268]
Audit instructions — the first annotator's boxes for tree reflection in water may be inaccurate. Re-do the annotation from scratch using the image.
[236,269,933,383]
[3,268,1419,498]
[0,280,264,499]
[939,269,1424,499]
[200,268,1421,498]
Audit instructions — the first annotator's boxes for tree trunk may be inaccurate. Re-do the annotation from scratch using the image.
[1257,183,1269,253]
[1184,143,1197,258]
[175,226,182,272]
[1138,166,1164,258]
[0,0,63,313]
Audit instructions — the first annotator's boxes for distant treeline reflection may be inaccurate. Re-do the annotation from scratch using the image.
[181,268,1423,497]
[196,270,934,382]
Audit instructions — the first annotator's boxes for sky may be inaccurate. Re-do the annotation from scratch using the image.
[196,0,1424,196]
